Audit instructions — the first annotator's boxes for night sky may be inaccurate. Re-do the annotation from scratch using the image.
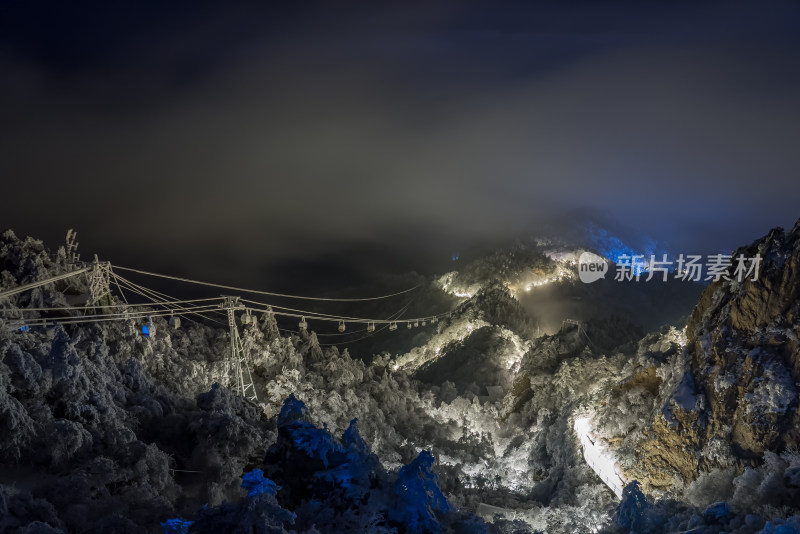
[2,1,799,290]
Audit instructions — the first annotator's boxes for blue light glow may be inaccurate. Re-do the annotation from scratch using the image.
[160,518,193,534]
[589,225,671,276]
[241,468,280,497]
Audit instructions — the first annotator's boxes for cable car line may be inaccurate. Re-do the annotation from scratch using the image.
[7,305,221,329]
[112,278,229,329]
[241,298,449,326]
[2,261,458,354]
[113,265,422,302]
[3,303,220,324]
[0,259,465,400]
[112,274,227,326]
[240,297,433,325]
[283,297,415,340]
[1,296,222,313]
[0,267,91,301]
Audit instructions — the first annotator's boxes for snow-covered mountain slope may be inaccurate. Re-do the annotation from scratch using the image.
[435,239,703,335]
[3,224,800,534]
[585,220,800,529]
[2,230,588,532]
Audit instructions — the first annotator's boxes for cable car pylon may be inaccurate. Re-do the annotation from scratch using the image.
[87,255,113,308]
[221,296,258,402]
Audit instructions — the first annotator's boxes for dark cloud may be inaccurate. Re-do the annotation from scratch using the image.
[1,1,799,287]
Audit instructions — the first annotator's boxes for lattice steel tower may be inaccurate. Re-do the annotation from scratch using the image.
[221,296,258,401]
[87,255,112,307]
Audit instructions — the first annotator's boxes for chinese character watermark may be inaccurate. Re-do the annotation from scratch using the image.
[577,252,761,284]
[577,251,609,283]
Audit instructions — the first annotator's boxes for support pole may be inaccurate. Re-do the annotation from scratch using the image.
[221,296,258,402]
[87,255,112,308]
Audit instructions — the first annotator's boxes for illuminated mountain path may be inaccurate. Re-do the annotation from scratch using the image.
[574,415,626,499]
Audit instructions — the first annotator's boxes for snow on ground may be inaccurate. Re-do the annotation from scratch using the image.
[574,414,627,499]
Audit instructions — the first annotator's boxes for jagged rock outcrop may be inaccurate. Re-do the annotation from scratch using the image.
[615,219,800,493]
[686,219,800,460]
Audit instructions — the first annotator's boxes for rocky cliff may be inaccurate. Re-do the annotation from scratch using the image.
[609,219,800,496]
[687,220,800,458]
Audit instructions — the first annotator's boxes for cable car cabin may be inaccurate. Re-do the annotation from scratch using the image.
[414,321,419,328]
[367,322,376,333]
[389,322,398,331]
[169,316,181,329]
[299,316,308,330]
[338,320,346,333]
[421,320,426,326]
[241,312,255,326]
[407,322,412,329]
[141,316,155,338]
